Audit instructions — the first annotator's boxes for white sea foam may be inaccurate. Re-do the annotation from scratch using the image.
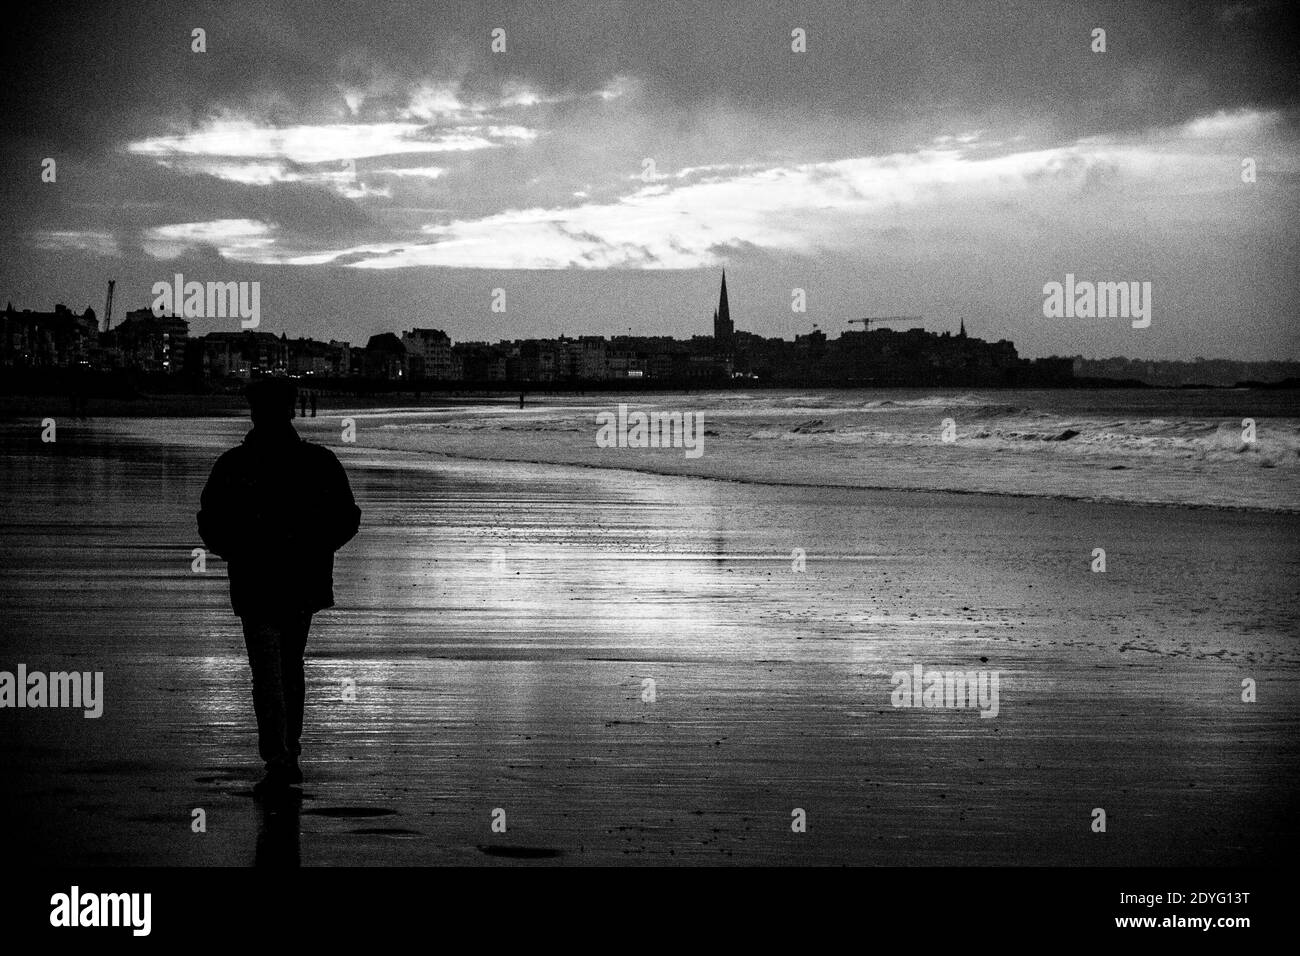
[112,389,1300,511]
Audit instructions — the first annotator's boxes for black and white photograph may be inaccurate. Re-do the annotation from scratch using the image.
[0,0,1294,938]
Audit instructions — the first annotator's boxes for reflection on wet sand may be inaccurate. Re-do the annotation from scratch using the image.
[255,791,301,868]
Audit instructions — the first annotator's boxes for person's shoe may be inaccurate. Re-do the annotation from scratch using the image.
[286,760,303,786]
[253,764,293,796]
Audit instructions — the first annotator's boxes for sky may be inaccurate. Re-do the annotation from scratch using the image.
[2,0,1298,360]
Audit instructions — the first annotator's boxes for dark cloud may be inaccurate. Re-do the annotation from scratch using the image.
[5,1,1298,156]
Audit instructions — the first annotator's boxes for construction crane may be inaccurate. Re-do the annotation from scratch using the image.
[103,279,115,332]
[847,315,923,331]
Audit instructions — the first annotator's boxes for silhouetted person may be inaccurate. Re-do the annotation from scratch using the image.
[299,391,307,418]
[197,378,361,794]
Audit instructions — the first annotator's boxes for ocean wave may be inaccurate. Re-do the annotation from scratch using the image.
[104,404,1300,512]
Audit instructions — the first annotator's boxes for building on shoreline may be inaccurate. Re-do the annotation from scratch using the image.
[1,302,100,369]
[1,275,1078,387]
[105,308,189,375]
[401,328,454,379]
[193,330,287,378]
[712,270,734,375]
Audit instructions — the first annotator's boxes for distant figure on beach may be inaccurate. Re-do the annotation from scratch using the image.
[519,391,525,409]
[310,391,317,417]
[197,378,361,795]
[298,391,307,418]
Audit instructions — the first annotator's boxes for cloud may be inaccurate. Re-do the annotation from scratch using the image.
[189,108,1281,270]
[120,80,555,200]
[142,219,277,260]
[374,166,447,178]
[1182,108,1278,139]
[128,117,535,165]
[34,230,120,257]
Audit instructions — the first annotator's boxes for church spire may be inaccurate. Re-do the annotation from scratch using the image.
[713,270,733,349]
[959,317,967,338]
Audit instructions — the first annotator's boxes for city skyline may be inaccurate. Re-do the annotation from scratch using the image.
[1,1,1297,361]
[9,270,1298,388]
[3,271,1063,387]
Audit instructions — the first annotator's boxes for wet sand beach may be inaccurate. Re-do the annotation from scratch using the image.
[1,416,1297,865]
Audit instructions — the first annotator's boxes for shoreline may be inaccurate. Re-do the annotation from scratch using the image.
[7,411,1289,515]
[51,397,1297,514]
[2,381,1299,419]
[353,442,1300,516]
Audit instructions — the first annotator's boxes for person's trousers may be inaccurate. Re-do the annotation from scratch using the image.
[240,611,312,771]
